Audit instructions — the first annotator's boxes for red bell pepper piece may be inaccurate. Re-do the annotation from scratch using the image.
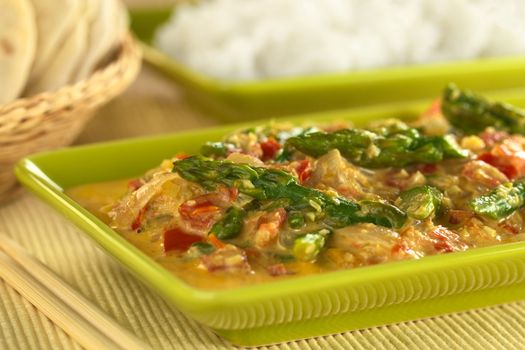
[164,227,203,252]
[295,159,312,184]
[131,207,146,231]
[477,139,525,180]
[260,138,281,161]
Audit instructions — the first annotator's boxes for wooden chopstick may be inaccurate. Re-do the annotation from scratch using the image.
[0,234,150,350]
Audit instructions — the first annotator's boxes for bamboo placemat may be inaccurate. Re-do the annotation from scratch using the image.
[2,62,525,350]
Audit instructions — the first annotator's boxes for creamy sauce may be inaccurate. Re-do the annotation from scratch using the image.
[68,181,326,289]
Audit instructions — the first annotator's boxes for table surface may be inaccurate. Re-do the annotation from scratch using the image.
[2,3,525,349]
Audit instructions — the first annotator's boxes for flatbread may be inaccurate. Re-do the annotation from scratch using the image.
[73,0,128,81]
[26,3,89,94]
[25,0,82,91]
[0,0,36,103]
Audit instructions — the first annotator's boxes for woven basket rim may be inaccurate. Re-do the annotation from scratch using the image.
[0,32,140,115]
[0,31,142,202]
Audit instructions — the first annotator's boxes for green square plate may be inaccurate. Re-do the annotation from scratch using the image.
[15,95,525,346]
[130,7,525,121]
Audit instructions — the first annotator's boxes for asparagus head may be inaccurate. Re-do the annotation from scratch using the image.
[470,181,525,220]
[441,83,525,134]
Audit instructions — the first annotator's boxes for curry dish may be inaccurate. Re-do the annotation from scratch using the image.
[68,84,525,289]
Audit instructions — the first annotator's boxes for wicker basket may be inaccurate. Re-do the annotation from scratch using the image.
[0,32,142,203]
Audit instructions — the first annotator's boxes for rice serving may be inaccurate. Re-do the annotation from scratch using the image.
[155,0,525,81]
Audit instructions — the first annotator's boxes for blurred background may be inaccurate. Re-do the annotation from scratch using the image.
[80,0,525,143]
[78,0,218,144]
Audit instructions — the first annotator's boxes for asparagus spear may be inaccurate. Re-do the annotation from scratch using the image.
[470,181,525,220]
[398,185,443,220]
[441,83,525,134]
[292,230,330,261]
[210,206,246,240]
[201,142,231,157]
[173,156,407,229]
[285,123,467,168]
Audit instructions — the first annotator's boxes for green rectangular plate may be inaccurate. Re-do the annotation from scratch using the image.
[130,7,525,121]
[16,96,525,346]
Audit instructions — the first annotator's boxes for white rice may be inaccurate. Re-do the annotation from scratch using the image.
[155,0,525,81]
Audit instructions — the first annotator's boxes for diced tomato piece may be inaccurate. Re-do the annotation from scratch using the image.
[179,200,221,230]
[208,234,226,249]
[477,152,518,180]
[164,227,203,252]
[260,138,281,161]
[179,188,237,230]
[229,187,239,201]
[430,226,466,253]
[127,179,143,191]
[477,138,525,180]
[477,152,497,164]
[295,159,312,184]
[418,163,438,175]
[131,206,147,231]
[497,164,518,180]
[175,153,190,160]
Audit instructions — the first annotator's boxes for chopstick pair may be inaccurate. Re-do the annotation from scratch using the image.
[0,234,150,350]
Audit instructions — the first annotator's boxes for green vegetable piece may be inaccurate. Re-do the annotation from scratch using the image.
[292,230,329,262]
[173,156,407,229]
[470,181,525,220]
[441,83,525,134]
[398,185,443,220]
[356,200,408,228]
[288,211,305,229]
[261,198,291,212]
[285,123,467,168]
[274,146,293,163]
[210,206,245,240]
[200,142,231,158]
[273,127,320,163]
[190,242,215,255]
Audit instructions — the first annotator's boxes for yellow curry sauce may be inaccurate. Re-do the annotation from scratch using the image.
[68,85,525,290]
